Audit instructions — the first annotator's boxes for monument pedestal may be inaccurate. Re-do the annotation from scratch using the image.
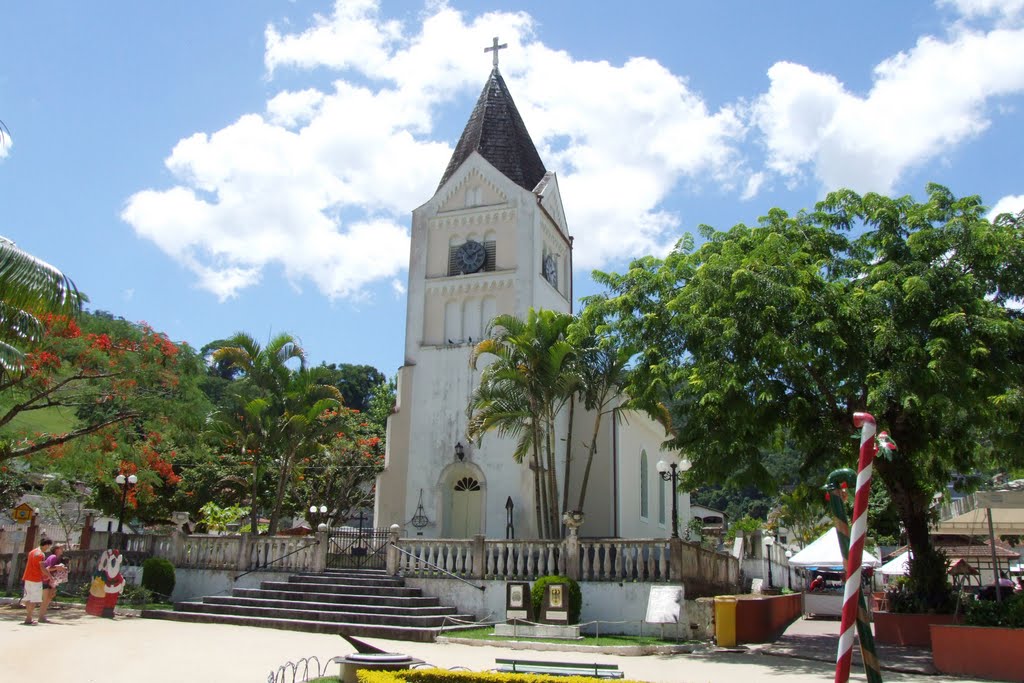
[493,623,581,639]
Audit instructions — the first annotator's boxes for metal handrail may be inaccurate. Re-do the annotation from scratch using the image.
[391,542,485,591]
[235,540,319,581]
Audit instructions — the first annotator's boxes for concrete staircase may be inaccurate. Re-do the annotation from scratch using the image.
[141,568,480,642]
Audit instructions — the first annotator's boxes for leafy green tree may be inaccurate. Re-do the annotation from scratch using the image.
[469,309,575,538]
[317,363,386,414]
[594,185,1024,609]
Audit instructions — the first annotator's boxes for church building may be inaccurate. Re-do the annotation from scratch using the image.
[374,45,690,541]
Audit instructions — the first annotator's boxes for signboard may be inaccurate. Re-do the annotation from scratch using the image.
[645,585,684,624]
[11,503,33,523]
[505,581,532,622]
[541,583,568,624]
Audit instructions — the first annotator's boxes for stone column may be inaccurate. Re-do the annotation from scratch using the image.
[386,524,401,576]
[313,529,328,573]
[669,536,685,582]
[237,533,254,572]
[561,512,584,581]
[471,534,486,579]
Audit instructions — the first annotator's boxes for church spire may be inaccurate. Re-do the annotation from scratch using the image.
[437,42,547,193]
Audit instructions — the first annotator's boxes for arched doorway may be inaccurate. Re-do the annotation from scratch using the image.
[443,472,483,538]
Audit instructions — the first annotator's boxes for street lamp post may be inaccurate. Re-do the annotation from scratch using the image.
[114,473,138,549]
[785,549,793,590]
[309,504,329,532]
[656,457,691,539]
[764,534,776,589]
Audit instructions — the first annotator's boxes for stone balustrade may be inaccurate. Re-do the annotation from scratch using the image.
[3,526,739,594]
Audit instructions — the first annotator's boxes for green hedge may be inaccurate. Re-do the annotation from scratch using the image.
[141,557,176,599]
[530,575,582,625]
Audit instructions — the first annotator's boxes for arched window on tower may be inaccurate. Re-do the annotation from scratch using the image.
[640,449,649,520]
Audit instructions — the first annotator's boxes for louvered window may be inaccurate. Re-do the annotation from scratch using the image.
[448,241,496,276]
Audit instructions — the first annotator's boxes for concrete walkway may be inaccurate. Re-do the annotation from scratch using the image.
[0,603,992,683]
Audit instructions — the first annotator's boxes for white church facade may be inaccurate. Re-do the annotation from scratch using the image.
[374,56,690,541]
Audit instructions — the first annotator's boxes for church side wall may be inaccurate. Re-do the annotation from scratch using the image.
[375,365,413,529]
[614,409,691,540]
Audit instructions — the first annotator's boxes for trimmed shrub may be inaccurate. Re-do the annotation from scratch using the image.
[141,557,175,600]
[357,668,647,683]
[530,575,582,625]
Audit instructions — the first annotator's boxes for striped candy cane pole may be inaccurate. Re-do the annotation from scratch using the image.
[835,412,878,683]
[825,470,883,683]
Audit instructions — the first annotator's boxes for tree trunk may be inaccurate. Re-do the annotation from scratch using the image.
[576,405,607,511]
[875,453,953,611]
[250,462,260,536]
[545,409,560,538]
[268,450,295,536]
[562,395,575,518]
[531,419,548,539]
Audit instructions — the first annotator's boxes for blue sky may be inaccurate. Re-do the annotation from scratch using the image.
[2,0,1022,376]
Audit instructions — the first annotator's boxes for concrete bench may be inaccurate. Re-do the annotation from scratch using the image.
[495,658,624,679]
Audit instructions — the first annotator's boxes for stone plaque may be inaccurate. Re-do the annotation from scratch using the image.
[541,583,568,624]
[505,581,532,622]
[645,585,684,624]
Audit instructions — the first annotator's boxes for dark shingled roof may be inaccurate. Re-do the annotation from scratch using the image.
[437,68,547,193]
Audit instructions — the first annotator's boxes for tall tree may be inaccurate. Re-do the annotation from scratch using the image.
[593,185,1024,608]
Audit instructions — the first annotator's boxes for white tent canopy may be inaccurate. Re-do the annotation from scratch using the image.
[878,550,911,576]
[933,491,1024,540]
[788,528,881,569]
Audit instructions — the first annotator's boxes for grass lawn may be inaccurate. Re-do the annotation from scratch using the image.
[445,626,689,647]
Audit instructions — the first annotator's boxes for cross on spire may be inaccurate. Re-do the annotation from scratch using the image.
[484,36,507,68]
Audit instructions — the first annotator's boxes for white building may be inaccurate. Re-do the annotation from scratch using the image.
[374,58,690,540]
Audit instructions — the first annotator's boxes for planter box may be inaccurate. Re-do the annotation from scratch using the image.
[931,624,1024,681]
[874,611,960,648]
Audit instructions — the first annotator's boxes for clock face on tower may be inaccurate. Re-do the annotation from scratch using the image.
[455,240,486,274]
[543,254,558,287]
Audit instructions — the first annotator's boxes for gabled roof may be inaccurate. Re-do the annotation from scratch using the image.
[437,68,547,193]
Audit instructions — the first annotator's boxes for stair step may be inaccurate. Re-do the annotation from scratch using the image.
[234,588,441,608]
[141,569,477,643]
[206,595,456,616]
[175,601,476,627]
[141,609,477,642]
[260,580,421,597]
[287,574,405,588]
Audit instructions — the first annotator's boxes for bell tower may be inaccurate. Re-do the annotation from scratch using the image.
[375,41,572,539]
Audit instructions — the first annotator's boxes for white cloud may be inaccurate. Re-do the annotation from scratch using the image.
[940,0,1024,24]
[753,24,1024,193]
[123,0,749,296]
[0,125,10,159]
[987,193,1024,219]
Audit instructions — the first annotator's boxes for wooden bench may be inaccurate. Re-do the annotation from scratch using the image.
[495,658,624,679]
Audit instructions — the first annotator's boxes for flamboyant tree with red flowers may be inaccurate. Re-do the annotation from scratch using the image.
[1,311,211,521]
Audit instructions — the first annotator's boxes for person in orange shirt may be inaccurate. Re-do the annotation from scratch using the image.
[22,538,53,625]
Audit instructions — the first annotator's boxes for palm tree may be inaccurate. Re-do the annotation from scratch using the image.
[0,237,83,378]
[469,309,575,538]
[210,333,306,534]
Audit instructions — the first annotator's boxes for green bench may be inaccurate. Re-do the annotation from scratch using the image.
[494,658,624,679]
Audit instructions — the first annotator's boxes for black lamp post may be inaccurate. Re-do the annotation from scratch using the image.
[656,457,691,539]
[764,534,776,589]
[114,472,138,549]
[785,549,793,590]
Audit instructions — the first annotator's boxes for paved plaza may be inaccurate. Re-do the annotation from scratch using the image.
[0,604,994,683]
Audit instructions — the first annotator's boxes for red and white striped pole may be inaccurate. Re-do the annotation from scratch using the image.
[835,412,878,683]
